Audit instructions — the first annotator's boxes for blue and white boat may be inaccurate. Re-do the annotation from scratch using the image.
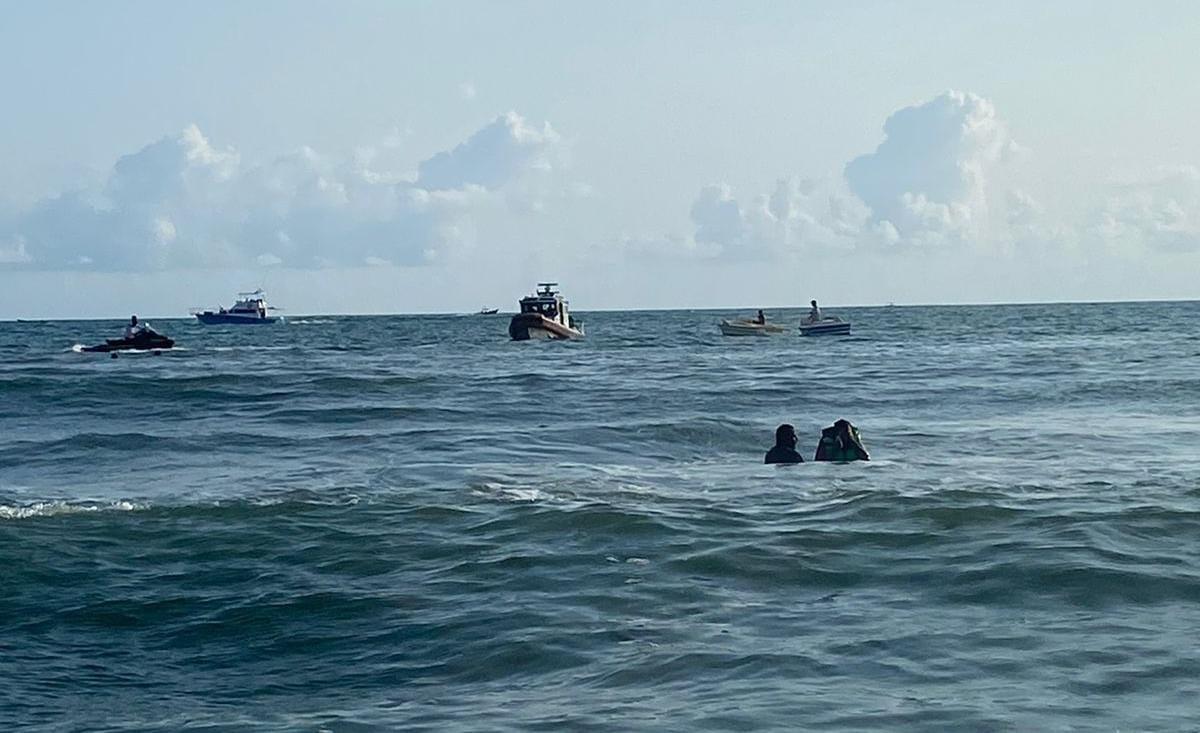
[798,316,851,336]
[192,290,281,325]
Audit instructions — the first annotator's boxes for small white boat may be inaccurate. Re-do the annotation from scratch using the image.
[798,317,851,336]
[719,319,787,337]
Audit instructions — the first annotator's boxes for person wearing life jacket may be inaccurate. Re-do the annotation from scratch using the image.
[765,424,805,464]
[814,419,869,462]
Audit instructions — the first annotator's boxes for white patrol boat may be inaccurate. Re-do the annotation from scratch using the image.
[508,283,584,340]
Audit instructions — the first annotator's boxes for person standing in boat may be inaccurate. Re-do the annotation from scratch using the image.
[807,300,822,323]
[765,424,804,464]
[754,309,766,325]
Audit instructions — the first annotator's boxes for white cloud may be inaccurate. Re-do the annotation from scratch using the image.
[152,217,177,244]
[2,114,567,271]
[1093,165,1200,253]
[680,90,1033,257]
[690,184,744,251]
[1003,189,1076,252]
[685,177,879,259]
[416,111,561,191]
[844,90,1014,246]
[458,81,477,101]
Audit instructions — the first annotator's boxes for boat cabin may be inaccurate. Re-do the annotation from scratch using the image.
[519,282,573,327]
[225,290,269,317]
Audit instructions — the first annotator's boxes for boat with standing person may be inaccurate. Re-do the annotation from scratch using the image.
[799,299,851,336]
[508,283,584,340]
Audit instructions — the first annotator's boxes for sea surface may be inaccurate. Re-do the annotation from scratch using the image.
[2,302,1199,731]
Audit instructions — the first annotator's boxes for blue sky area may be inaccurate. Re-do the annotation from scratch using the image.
[2,1,1199,317]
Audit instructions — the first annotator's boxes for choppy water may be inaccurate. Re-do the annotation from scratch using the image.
[2,302,1199,731]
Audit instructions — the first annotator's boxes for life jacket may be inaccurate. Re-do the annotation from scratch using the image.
[814,420,869,462]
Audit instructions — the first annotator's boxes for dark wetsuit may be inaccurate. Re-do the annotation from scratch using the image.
[764,445,805,464]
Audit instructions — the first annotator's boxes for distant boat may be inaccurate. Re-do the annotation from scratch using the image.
[799,316,852,336]
[719,318,786,336]
[478,307,500,315]
[508,283,584,340]
[192,290,281,324]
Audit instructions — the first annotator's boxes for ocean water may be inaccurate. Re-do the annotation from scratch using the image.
[2,301,1199,731]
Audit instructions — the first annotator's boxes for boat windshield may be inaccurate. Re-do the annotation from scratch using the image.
[520,298,559,315]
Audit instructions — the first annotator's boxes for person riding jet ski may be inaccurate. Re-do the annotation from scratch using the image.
[814,419,870,462]
[124,315,149,339]
[81,316,174,353]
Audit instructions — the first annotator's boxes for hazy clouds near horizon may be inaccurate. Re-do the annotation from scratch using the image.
[1,2,1198,317]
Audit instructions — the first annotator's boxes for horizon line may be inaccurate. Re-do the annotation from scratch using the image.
[2,296,1196,322]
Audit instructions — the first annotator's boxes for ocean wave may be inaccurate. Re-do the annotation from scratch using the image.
[0,499,146,520]
[4,304,1200,730]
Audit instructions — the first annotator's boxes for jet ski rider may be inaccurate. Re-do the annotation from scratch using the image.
[124,315,149,339]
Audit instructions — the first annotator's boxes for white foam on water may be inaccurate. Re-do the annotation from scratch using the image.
[473,481,550,503]
[0,499,147,520]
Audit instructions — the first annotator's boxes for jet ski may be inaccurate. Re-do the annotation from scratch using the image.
[81,329,175,354]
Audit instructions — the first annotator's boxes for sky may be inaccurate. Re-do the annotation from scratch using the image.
[2,0,1199,318]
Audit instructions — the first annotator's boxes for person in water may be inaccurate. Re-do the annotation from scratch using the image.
[124,315,147,339]
[765,424,805,464]
[814,419,870,462]
[807,300,822,323]
[754,309,766,325]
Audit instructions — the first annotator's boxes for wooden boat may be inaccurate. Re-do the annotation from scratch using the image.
[718,319,787,337]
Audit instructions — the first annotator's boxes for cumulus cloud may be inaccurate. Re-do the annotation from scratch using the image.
[845,90,1014,245]
[690,184,745,250]
[416,112,560,191]
[686,177,893,259]
[3,114,566,271]
[1003,189,1076,252]
[681,90,1028,257]
[1093,166,1200,253]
